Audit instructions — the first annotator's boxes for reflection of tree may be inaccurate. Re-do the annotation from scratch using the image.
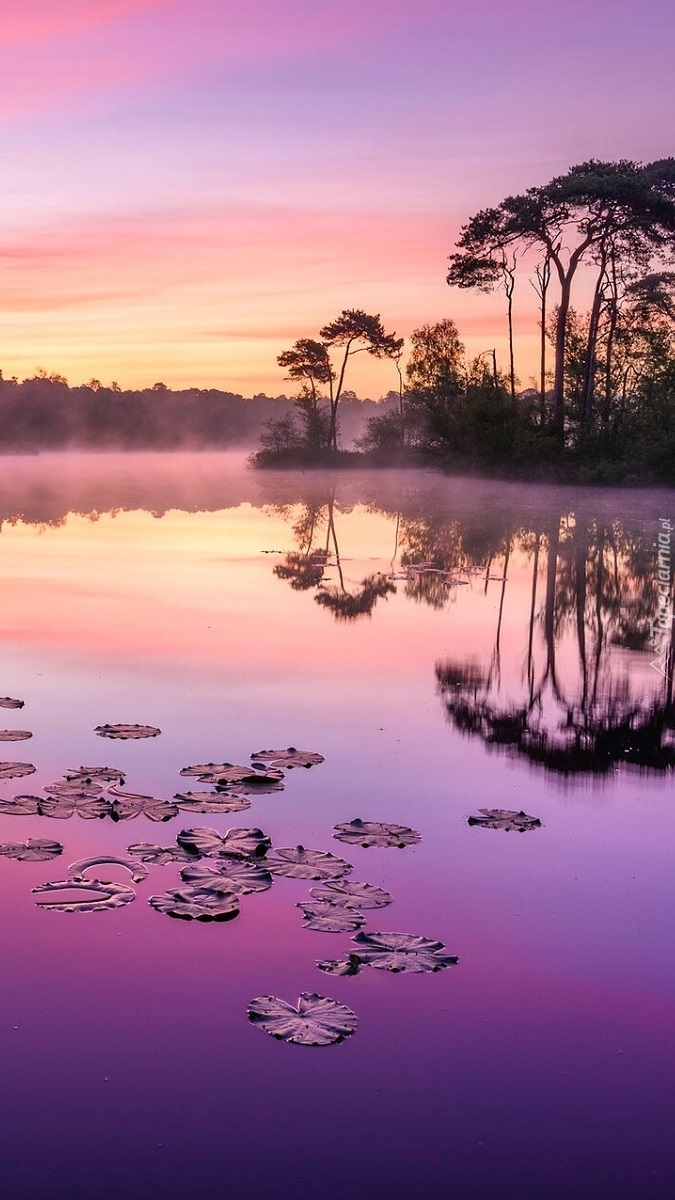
[436,512,675,774]
[265,478,673,770]
[315,574,395,621]
[273,502,329,591]
[272,490,396,621]
[274,550,328,591]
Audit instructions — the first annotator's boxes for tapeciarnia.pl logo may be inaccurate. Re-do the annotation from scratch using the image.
[650,517,673,679]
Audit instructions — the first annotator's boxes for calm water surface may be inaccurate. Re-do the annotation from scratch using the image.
[1,453,674,1200]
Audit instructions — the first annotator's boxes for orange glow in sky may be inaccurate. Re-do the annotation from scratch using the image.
[1,0,672,394]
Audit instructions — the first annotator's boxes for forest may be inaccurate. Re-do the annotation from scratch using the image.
[0,372,389,452]
[256,159,675,484]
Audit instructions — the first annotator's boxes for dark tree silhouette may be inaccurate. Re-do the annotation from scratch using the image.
[448,159,675,436]
[319,310,403,451]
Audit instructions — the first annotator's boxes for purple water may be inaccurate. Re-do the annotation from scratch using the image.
[1,453,674,1200]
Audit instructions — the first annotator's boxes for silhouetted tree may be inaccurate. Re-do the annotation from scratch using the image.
[448,159,675,437]
[320,310,403,450]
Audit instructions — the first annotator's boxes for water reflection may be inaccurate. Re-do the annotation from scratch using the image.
[424,510,674,774]
[270,491,396,619]
[265,478,674,774]
[2,454,672,775]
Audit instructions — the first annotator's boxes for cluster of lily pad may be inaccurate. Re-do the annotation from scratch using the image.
[0,701,482,1048]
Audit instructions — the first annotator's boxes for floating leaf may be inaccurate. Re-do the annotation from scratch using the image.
[0,730,32,742]
[107,787,179,823]
[315,955,363,977]
[215,776,284,797]
[33,878,135,913]
[95,723,161,740]
[266,846,352,881]
[67,855,149,884]
[173,790,251,814]
[180,762,283,785]
[250,747,325,770]
[0,762,36,780]
[0,838,63,862]
[38,793,112,820]
[0,697,24,710]
[0,795,40,816]
[126,842,194,865]
[180,859,273,894]
[297,902,366,933]
[467,808,542,832]
[65,766,126,785]
[332,819,421,849]
[44,780,105,798]
[177,826,271,859]
[309,880,392,910]
[149,885,240,921]
[248,993,357,1046]
[346,931,458,974]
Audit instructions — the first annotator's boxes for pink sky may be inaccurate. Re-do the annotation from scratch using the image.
[1,0,673,395]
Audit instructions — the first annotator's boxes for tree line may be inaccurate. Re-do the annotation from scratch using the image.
[0,371,386,451]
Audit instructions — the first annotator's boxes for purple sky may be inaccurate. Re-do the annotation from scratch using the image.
[1,0,673,394]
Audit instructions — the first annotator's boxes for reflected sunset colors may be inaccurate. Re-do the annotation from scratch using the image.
[2,453,675,1200]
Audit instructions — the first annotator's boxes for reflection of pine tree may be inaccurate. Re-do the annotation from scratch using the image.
[273,502,329,591]
[271,491,396,621]
[313,495,395,621]
[436,511,675,774]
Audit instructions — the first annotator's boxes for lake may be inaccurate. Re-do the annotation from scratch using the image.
[1,452,674,1200]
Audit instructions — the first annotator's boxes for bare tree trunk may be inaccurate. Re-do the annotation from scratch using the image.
[501,257,517,402]
[604,256,620,425]
[581,252,608,430]
[552,278,572,438]
[549,235,595,440]
[532,255,551,425]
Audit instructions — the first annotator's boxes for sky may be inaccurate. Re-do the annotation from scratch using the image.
[0,0,673,397]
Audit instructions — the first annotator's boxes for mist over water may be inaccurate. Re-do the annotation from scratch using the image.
[1,452,675,1200]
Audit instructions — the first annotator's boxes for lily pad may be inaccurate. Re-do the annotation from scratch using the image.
[250,747,325,770]
[0,730,32,742]
[173,790,252,814]
[0,762,36,780]
[315,954,363,977]
[266,846,352,881]
[248,993,357,1046]
[0,795,41,816]
[332,819,421,849]
[297,902,366,933]
[32,878,136,913]
[44,780,105,798]
[180,859,273,894]
[176,826,271,859]
[0,838,63,862]
[126,842,194,865]
[309,880,392,910]
[66,766,126,785]
[467,808,542,832]
[180,762,283,785]
[148,885,240,922]
[95,724,161,740]
[346,930,458,974]
[0,697,24,709]
[107,787,179,823]
[38,793,112,820]
[67,854,149,884]
[215,776,285,797]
